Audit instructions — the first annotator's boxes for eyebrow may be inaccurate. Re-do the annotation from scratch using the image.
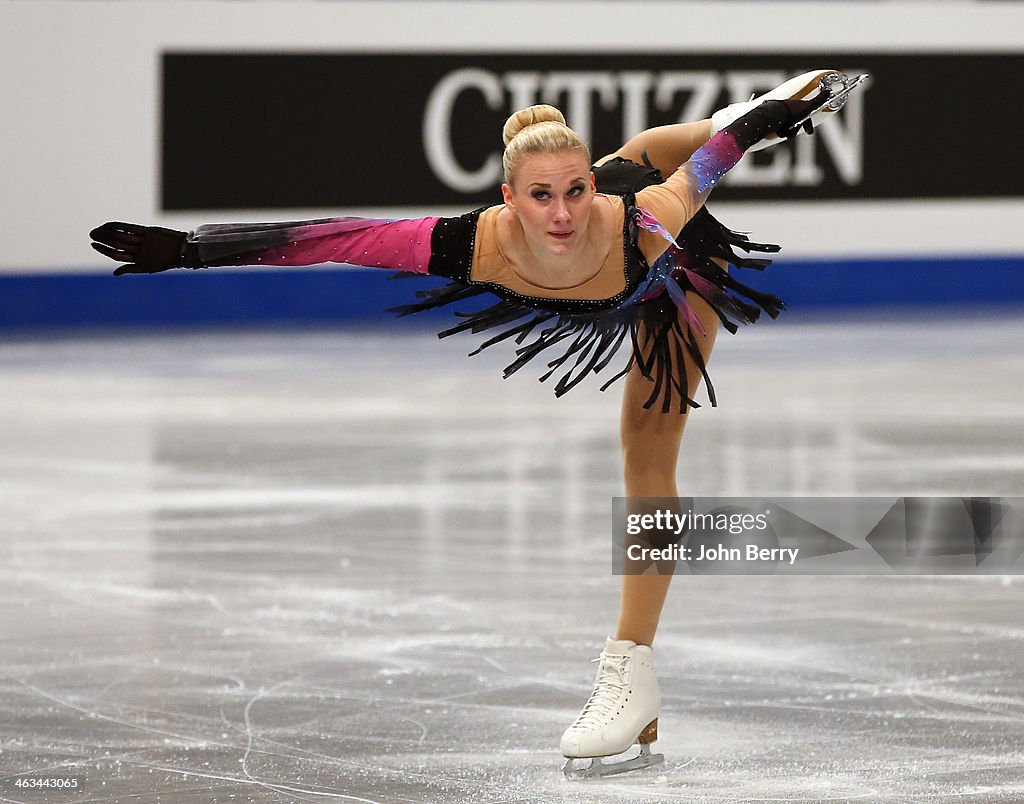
[528,177,589,188]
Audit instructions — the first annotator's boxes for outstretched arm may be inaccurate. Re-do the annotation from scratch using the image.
[91,216,439,276]
[594,120,712,180]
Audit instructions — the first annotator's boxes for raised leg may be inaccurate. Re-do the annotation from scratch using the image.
[594,120,712,181]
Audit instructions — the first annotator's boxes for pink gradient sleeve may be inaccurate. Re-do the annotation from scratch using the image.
[194,217,440,275]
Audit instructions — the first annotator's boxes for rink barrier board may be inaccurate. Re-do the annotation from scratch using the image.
[1,256,1023,329]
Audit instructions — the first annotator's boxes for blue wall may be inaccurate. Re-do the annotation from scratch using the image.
[2,257,1022,330]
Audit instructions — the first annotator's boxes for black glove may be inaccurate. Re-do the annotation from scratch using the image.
[775,94,826,139]
[90,222,199,276]
[726,95,826,152]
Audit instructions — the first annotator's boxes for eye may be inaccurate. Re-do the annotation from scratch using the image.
[567,185,585,197]
[532,190,550,200]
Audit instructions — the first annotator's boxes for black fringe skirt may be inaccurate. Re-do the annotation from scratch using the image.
[389,158,785,413]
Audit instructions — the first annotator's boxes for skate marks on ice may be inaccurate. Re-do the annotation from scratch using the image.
[1,320,1024,801]
[6,572,1020,802]
[646,574,1024,801]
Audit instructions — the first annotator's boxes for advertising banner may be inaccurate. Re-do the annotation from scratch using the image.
[163,52,1024,210]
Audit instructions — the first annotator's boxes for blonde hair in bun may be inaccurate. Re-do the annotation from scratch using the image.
[501,104,590,185]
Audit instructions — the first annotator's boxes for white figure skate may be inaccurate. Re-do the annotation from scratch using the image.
[710,69,871,151]
[560,638,664,779]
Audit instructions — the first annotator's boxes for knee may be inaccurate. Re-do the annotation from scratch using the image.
[620,422,685,487]
[622,453,678,492]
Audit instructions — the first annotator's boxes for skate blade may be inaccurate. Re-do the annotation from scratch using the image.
[797,72,871,124]
[561,743,665,780]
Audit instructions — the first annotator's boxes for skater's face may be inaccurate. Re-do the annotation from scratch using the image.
[502,150,596,259]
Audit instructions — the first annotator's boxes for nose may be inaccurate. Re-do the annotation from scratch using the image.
[552,197,570,224]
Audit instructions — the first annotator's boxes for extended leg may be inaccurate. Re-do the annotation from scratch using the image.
[594,120,712,181]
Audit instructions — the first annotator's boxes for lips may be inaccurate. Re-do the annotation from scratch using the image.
[549,231,574,240]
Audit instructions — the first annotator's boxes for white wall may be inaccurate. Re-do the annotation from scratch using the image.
[2,0,1023,273]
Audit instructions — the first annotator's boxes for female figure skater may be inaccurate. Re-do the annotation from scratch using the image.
[90,69,865,779]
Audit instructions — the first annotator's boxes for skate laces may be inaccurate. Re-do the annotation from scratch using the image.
[571,652,631,730]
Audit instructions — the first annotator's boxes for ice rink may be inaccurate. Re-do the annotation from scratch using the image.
[3,313,1024,802]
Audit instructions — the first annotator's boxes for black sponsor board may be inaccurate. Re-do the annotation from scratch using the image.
[162,52,1023,210]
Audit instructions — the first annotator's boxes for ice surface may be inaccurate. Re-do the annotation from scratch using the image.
[2,314,1023,802]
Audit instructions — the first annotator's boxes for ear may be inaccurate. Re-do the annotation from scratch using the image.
[590,171,597,193]
[501,182,516,212]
